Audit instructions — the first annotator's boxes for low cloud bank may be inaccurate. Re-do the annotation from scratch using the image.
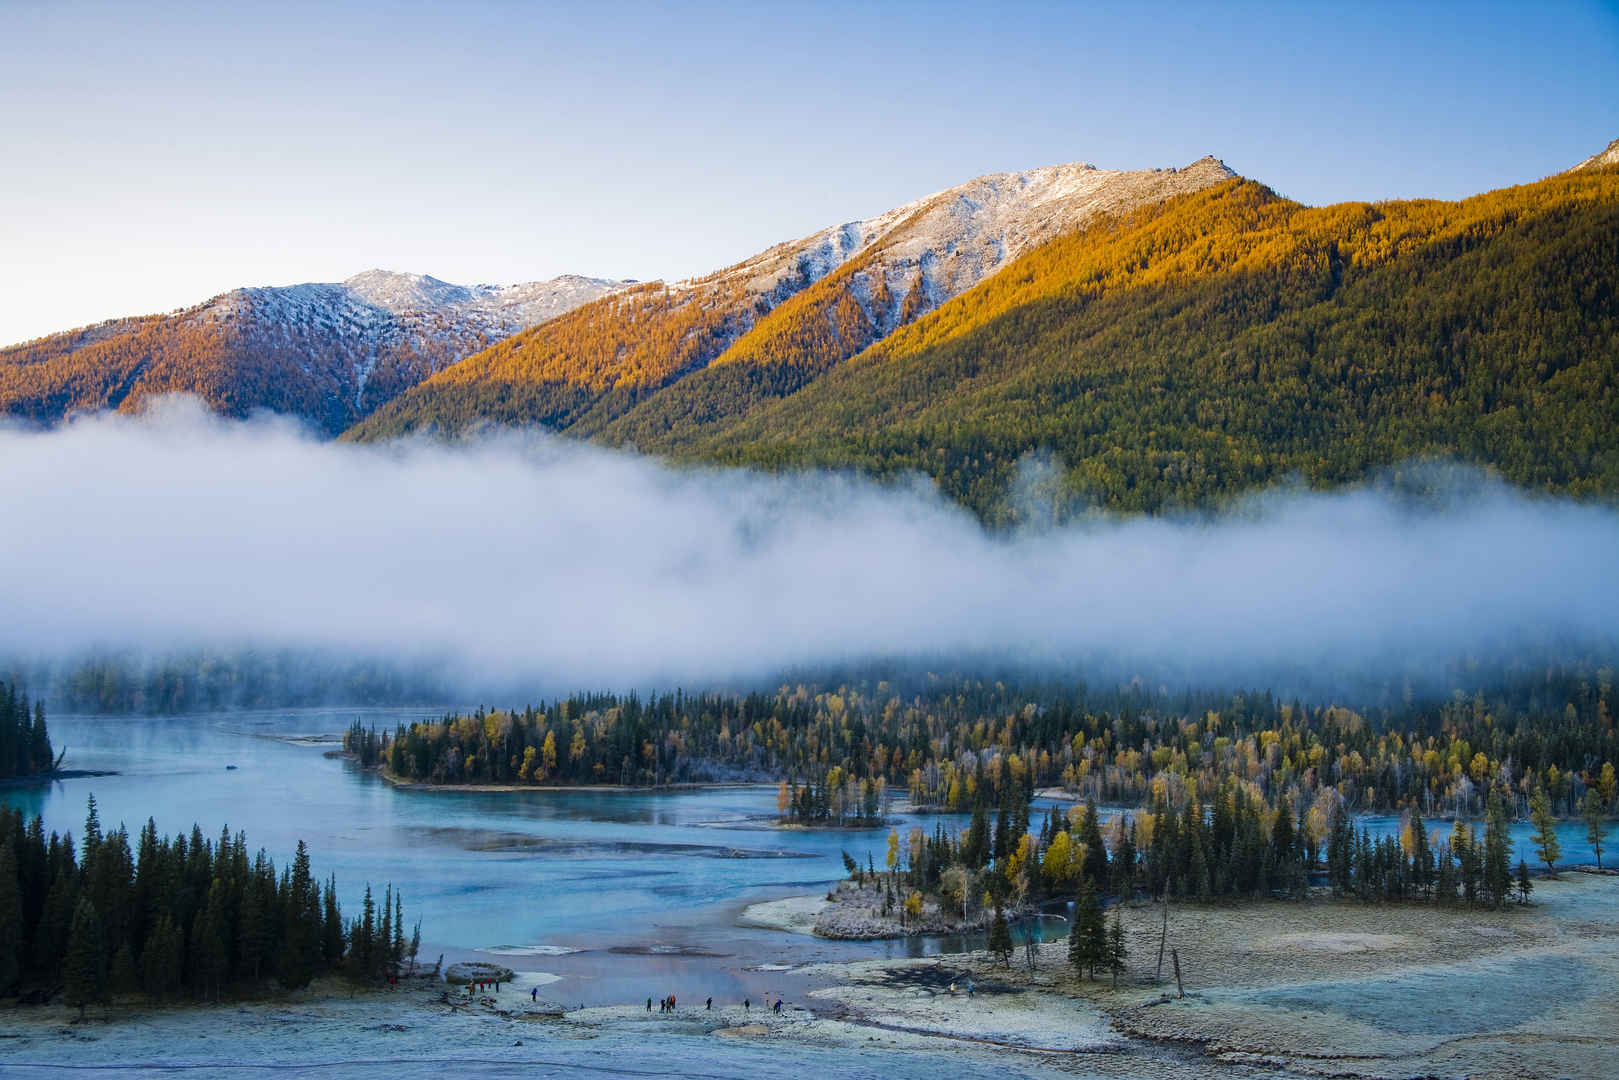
[1,399,1615,700]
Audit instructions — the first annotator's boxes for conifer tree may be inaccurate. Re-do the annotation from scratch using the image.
[1079,799,1108,884]
[1112,818,1137,898]
[63,898,105,1018]
[1483,793,1513,908]
[988,904,1013,967]
[393,892,406,975]
[1529,787,1561,877]
[1070,877,1104,979]
[1516,859,1534,904]
[141,913,182,997]
[0,842,20,993]
[1584,790,1606,871]
[963,803,989,870]
[322,875,344,965]
[279,841,316,990]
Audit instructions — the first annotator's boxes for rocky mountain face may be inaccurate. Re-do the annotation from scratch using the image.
[0,271,631,434]
[348,156,1238,442]
[1569,136,1619,173]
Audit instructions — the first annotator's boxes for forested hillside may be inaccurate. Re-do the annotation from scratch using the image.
[345,158,1236,443]
[353,160,1619,522]
[678,167,1619,520]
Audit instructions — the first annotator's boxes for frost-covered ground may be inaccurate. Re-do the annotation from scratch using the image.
[6,875,1615,1078]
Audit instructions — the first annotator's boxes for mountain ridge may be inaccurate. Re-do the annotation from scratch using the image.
[348,154,1238,442]
[0,270,632,433]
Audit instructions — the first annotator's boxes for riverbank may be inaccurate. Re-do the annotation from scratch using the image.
[740,882,1009,940]
[0,768,118,788]
[331,754,769,795]
[5,873,1616,1077]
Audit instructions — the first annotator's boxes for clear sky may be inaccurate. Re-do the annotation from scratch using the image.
[2,0,1616,346]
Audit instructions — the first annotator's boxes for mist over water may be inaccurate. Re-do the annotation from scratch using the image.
[1,397,1615,701]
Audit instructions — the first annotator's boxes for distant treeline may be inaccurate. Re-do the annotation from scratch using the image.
[0,796,417,1011]
[0,680,55,779]
[6,653,451,715]
[341,666,1619,823]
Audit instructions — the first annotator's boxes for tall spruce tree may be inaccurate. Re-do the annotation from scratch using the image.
[63,898,105,1018]
[987,904,1013,968]
[1483,793,1513,909]
[0,842,20,993]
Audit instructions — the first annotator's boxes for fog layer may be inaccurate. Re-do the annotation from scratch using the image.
[2,399,1615,697]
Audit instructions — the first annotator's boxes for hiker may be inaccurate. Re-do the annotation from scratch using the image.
[669,994,676,1011]
[773,999,783,1013]
[705,996,712,1010]
[647,997,652,1011]
[531,986,538,1003]
[743,997,749,1011]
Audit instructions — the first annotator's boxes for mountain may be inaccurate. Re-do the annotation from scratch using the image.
[346,156,1237,442]
[0,270,631,434]
[353,143,1619,523]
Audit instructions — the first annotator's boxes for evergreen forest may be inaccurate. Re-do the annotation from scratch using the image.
[0,680,55,779]
[0,795,417,1011]
[342,666,1618,826]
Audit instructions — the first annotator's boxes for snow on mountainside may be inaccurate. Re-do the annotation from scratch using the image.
[1569,136,1619,173]
[349,154,1241,443]
[699,156,1237,322]
[199,270,632,405]
[1,270,633,434]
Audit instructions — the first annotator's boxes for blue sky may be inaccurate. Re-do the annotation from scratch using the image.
[2,0,1615,345]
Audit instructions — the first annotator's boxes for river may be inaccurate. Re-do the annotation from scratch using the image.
[4,706,1613,1009]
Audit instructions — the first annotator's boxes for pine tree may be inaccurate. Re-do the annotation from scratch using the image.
[322,875,344,966]
[1435,842,1457,905]
[963,803,989,870]
[1069,877,1104,979]
[30,700,53,773]
[191,881,228,1003]
[0,842,20,993]
[141,913,182,997]
[1483,793,1513,909]
[392,892,406,975]
[987,904,1013,967]
[1112,818,1137,898]
[63,898,105,1018]
[1516,859,1534,904]
[1079,799,1108,885]
[351,883,377,982]
[1529,787,1561,876]
[1107,909,1127,988]
[279,840,316,990]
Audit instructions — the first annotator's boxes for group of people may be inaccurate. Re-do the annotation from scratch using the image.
[645,994,786,1014]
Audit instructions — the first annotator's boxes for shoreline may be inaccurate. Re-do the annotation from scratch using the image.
[333,756,772,795]
[3,872,1616,1076]
[0,768,119,788]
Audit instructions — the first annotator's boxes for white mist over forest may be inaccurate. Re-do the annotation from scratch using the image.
[1,398,1615,700]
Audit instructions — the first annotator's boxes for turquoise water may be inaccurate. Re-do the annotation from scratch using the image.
[6,707,1612,990]
[2,708,1068,1006]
